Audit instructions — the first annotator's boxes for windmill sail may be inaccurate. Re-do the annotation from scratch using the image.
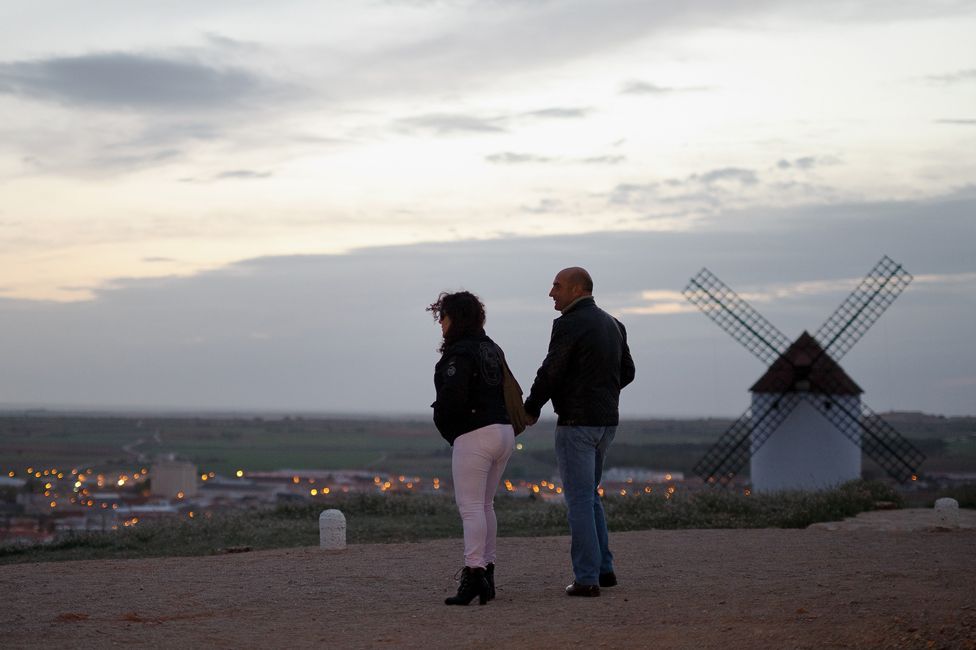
[684,268,791,366]
[693,393,802,485]
[814,255,913,361]
[684,257,924,486]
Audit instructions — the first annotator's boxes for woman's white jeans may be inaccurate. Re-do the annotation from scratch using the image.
[451,423,515,568]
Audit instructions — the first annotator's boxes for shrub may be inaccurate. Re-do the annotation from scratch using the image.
[0,480,901,565]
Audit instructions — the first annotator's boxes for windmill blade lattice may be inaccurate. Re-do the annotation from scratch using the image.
[858,406,926,482]
[685,256,924,486]
[683,268,791,366]
[799,393,925,483]
[693,393,802,484]
[789,355,926,482]
[814,256,913,361]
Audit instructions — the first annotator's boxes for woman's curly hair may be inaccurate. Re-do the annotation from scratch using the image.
[427,291,486,353]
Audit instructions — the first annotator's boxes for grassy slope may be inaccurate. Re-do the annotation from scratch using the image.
[0,480,905,566]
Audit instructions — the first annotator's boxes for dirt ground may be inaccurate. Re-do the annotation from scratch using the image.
[2,510,975,649]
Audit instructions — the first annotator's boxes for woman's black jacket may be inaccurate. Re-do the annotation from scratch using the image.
[431,331,511,445]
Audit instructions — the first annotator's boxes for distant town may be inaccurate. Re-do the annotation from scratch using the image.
[0,457,686,546]
[2,410,973,546]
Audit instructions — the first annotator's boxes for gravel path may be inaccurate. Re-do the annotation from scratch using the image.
[2,511,974,648]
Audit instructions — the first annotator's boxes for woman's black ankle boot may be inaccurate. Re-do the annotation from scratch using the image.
[444,566,490,606]
[486,563,496,600]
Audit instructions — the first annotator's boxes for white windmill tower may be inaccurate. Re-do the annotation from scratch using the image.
[682,256,925,492]
[748,332,863,491]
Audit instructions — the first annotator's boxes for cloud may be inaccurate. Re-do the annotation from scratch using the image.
[520,107,592,119]
[0,47,307,177]
[486,152,625,165]
[619,80,709,95]
[619,279,865,317]
[609,182,659,206]
[130,121,224,145]
[43,121,223,175]
[725,278,864,304]
[215,169,273,180]
[924,68,976,84]
[619,290,697,315]
[696,167,758,186]
[620,81,674,95]
[520,198,565,214]
[600,157,859,225]
[608,166,760,214]
[93,148,185,170]
[778,156,818,170]
[913,272,976,291]
[396,105,591,137]
[620,272,976,319]
[359,2,973,103]
[203,32,265,54]
[1,191,974,416]
[0,52,272,110]
[935,118,976,125]
[618,303,696,315]
[180,169,273,183]
[395,113,506,135]
[582,155,626,165]
[485,152,552,164]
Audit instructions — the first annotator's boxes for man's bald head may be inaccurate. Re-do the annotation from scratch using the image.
[550,266,594,311]
[559,267,593,294]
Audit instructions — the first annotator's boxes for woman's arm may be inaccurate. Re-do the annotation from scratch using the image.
[432,351,474,435]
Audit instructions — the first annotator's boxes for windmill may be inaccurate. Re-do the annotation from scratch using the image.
[683,256,925,491]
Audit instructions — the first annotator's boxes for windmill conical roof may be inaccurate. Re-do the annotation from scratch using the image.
[750,331,862,395]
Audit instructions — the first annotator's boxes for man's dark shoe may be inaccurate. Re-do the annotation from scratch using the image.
[565,582,600,597]
[599,571,617,588]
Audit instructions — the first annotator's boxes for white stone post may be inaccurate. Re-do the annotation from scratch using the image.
[934,497,960,529]
[319,509,346,550]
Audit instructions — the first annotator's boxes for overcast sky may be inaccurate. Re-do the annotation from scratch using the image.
[1,1,974,416]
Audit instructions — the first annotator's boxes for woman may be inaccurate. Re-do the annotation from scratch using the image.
[428,291,515,606]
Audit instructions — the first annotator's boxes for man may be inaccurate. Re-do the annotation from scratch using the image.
[524,267,636,597]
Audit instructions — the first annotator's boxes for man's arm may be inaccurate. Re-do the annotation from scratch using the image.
[524,319,575,419]
[617,319,636,388]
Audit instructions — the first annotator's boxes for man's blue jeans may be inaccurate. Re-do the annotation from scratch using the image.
[555,425,616,585]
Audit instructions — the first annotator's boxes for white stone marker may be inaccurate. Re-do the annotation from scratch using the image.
[934,497,960,528]
[319,509,346,550]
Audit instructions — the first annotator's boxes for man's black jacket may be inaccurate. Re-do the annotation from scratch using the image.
[524,297,635,426]
[431,331,511,445]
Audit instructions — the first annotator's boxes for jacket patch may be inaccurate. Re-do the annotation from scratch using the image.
[478,343,502,386]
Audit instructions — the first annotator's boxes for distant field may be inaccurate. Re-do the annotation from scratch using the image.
[1,412,973,480]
